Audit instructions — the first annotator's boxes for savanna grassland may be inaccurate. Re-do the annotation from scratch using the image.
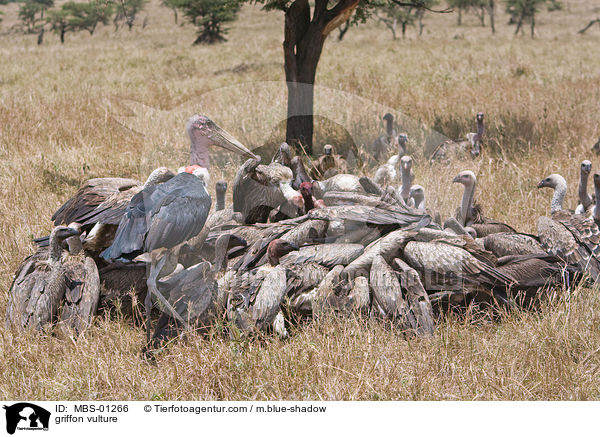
[1,0,600,400]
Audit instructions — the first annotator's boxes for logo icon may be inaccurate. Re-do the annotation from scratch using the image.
[3,403,50,435]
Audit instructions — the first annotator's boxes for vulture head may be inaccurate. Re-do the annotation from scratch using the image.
[581,160,592,176]
[452,170,476,187]
[537,174,566,190]
[267,239,299,266]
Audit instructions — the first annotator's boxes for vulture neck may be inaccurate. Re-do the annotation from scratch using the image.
[189,130,211,168]
[594,179,600,221]
[400,168,412,202]
[550,180,567,214]
[301,190,315,212]
[398,139,406,159]
[211,235,230,273]
[386,118,393,138]
[48,232,63,265]
[476,118,485,139]
[460,181,476,226]
[414,193,425,211]
[216,189,226,211]
[579,171,591,209]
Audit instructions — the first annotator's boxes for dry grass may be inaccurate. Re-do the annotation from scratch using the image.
[1,0,600,400]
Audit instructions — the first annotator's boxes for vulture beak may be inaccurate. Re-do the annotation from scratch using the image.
[537,180,546,189]
[210,125,260,161]
[452,175,461,183]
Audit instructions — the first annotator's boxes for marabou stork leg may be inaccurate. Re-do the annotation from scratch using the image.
[145,250,189,345]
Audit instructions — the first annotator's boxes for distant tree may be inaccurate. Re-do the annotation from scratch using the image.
[161,0,183,24]
[46,8,72,42]
[376,2,416,39]
[176,0,241,44]
[65,0,113,35]
[505,0,554,36]
[18,0,53,43]
[447,0,486,26]
[114,0,147,30]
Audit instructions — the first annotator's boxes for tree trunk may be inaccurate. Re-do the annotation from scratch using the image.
[283,0,321,155]
[172,8,178,25]
[457,7,462,26]
[283,0,359,154]
[401,20,407,38]
[488,0,495,33]
[337,20,349,40]
[60,27,65,43]
[417,10,424,36]
[530,12,535,37]
[578,18,600,34]
[480,6,485,26]
[37,27,44,45]
[515,10,525,35]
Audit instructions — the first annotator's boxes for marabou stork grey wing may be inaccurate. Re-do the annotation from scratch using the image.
[102,172,210,260]
[280,243,364,268]
[59,255,101,335]
[144,174,211,251]
[52,178,140,226]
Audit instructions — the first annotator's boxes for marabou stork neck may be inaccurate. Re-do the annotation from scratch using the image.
[102,115,259,344]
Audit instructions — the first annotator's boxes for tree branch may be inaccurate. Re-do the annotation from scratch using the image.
[389,0,453,13]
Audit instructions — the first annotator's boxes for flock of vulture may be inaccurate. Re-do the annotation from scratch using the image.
[5,112,600,353]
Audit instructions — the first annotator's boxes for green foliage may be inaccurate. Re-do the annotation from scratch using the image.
[63,0,113,34]
[176,0,241,44]
[114,0,148,30]
[46,8,72,41]
[19,0,53,33]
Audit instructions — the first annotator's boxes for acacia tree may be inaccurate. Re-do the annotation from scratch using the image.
[247,1,444,154]
[114,0,147,30]
[376,2,416,39]
[46,8,72,42]
[178,0,241,44]
[505,0,555,36]
[66,0,113,35]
